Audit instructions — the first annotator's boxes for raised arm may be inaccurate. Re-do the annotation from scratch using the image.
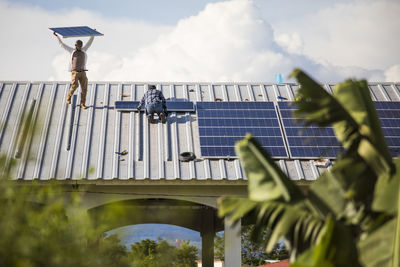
[82,36,94,51]
[53,32,74,53]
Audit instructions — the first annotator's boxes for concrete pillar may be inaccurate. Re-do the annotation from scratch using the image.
[201,208,215,267]
[224,218,241,267]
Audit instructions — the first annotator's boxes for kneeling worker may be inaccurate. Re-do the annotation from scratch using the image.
[137,85,167,124]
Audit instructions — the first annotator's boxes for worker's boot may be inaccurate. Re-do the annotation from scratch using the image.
[66,97,71,104]
[148,114,154,123]
[81,104,87,109]
[160,113,167,124]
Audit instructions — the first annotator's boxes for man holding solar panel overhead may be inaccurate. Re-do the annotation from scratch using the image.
[53,30,95,109]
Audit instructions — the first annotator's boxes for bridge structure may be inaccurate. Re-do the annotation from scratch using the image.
[0,81,399,267]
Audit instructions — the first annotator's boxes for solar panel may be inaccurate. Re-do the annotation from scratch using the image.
[279,101,400,159]
[49,26,103,38]
[374,101,400,157]
[197,102,288,158]
[115,101,195,112]
[278,102,342,159]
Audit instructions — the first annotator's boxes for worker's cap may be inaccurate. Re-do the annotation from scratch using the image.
[148,85,157,90]
[75,40,83,47]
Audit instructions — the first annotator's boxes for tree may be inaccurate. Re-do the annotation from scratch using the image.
[219,69,400,267]
[129,239,161,267]
[214,225,288,265]
[95,234,130,267]
[214,232,225,261]
[0,156,130,267]
[129,238,198,267]
[241,225,288,265]
[175,240,199,267]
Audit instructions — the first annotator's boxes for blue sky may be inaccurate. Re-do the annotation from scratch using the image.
[7,0,352,24]
[6,0,222,24]
[1,0,399,82]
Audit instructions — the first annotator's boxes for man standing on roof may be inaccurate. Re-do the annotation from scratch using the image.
[137,85,167,124]
[53,32,94,109]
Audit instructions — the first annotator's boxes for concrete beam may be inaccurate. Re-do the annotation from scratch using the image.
[88,199,223,232]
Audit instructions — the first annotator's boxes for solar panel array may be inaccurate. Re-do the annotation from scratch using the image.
[115,100,399,159]
[49,26,103,38]
[197,102,288,158]
[115,101,195,112]
[375,101,400,157]
[278,102,342,158]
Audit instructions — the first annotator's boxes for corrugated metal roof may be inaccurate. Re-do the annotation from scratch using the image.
[0,81,399,181]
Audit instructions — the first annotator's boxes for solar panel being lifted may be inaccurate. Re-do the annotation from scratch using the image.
[374,101,400,157]
[49,26,103,38]
[278,102,342,159]
[197,102,288,158]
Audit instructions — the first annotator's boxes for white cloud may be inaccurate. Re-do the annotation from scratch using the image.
[274,0,400,70]
[385,65,400,82]
[100,0,388,82]
[102,0,288,82]
[274,32,303,55]
[0,0,397,83]
[0,0,171,81]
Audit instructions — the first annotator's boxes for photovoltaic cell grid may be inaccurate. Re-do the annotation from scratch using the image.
[197,102,288,158]
[278,102,342,158]
[278,101,400,159]
[374,101,400,157]
[49,26,103,38]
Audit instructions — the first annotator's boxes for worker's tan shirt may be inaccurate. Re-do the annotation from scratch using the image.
[71,50,86,71]
[56,35,94,72]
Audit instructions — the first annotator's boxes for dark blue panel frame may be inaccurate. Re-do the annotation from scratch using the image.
[374,101,400,157]
[374,101,400,109]
[198,127,282,137]
[278,101,342,159]
[197,101,275,110]
[279,101,400,158]
[197,109,278,118]
[197,101,288,159]
[49,26,104,38]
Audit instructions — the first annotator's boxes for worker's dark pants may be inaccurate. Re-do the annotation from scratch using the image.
[146,102,164,118]
[67,71,88,105]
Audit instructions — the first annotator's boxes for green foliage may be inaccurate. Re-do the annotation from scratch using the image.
[129,238,198,267]
[215,225,289,265]
[214,232,225,261]
[219,69,400,267]
[175,240,199,267]
[0,157,130,267]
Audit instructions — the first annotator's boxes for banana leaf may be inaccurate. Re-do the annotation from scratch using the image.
[373,157,400,214]
[219,135,326,255]
[291,216,361,267]
[290,69,393,177]
[234,134,303,202]
[358,218,397,267]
